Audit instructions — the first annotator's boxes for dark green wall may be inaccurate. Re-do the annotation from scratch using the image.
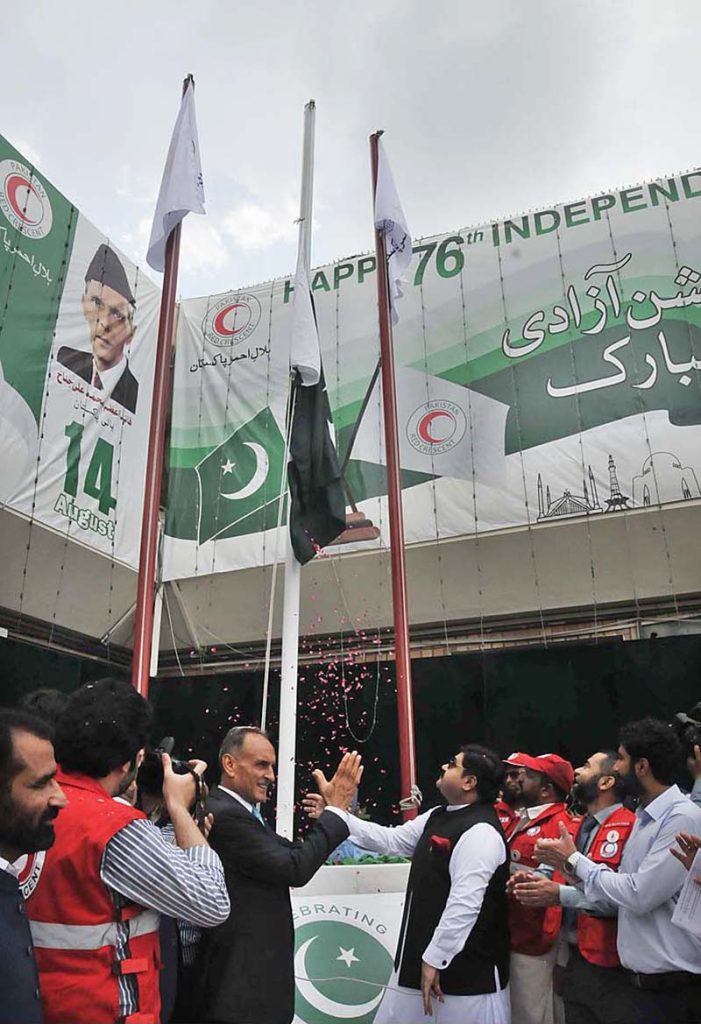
[1,635,699,826]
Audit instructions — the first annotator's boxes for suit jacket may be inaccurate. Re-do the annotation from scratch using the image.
[56,347,139,414]
[197,788,349,1024]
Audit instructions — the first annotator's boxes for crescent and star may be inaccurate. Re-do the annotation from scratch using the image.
[220,442,269,501]
[294,936,384,1019]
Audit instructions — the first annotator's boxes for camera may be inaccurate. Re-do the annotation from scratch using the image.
[137,736,192,797]
[670,703,701,761]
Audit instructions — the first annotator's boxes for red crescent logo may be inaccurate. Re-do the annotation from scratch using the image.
[417,409,454,445]
[213,302,250,337]
[6,173,41,225]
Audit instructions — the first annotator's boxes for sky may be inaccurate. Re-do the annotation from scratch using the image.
[3,0,701,299]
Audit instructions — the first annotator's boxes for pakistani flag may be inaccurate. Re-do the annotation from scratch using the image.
[287,213,346,564]
[196,406,286,544]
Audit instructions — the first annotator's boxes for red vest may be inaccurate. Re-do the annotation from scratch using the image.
[508,803,579,955]
[575,807,636,968]
[494,799,520,841]
[25,770,161,1024]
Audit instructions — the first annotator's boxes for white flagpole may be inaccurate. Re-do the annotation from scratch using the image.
[275,100,315,839]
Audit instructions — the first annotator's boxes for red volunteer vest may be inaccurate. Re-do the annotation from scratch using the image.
[575,807,636,968]
[508,803,579,956]
[25,770,160,1024]
[494,799,520,840]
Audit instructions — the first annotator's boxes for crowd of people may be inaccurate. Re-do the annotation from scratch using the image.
[1,677,701,1024]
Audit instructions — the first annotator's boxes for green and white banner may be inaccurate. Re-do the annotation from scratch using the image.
[292,888,402,1024]
[163,171,701,581]
[0,136,160,568]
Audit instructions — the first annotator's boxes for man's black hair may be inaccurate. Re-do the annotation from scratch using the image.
[459,744,504,804]
[55,678,152,778]
[19,689,68,729]
[0,709,54,790]
[619,717,682,786]
[597,748,627,801]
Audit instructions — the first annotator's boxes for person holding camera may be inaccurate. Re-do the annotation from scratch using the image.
[24,678,230,1024]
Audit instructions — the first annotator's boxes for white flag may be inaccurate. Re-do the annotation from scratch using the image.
[374,138,412,324]
[147,79,205,272]
[351,364,508,484]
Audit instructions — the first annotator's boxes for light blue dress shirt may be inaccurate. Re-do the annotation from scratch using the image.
[572,784,701,973]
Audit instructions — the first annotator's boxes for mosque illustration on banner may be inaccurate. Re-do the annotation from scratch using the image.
[535,452,700,522]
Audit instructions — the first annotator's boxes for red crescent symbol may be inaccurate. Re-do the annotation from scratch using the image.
[6,174,41,224]
[417,410,454,444]
[213,303,249,337]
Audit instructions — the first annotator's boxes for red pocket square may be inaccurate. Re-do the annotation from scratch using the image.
[430,835,452,853]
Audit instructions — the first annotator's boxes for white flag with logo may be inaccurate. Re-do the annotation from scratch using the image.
[351,364,508,483]
[374,138,412,324]
[147,79,205,272]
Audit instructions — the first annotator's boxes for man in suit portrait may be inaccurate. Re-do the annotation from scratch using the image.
[57,244,139,414]
[197,726,362,1024]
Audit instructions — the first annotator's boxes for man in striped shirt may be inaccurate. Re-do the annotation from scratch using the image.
[24,678,230,1024]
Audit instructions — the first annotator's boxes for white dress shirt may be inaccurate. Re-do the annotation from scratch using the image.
[570,785,701,973]
[0,856,19,878]
[217,784,254,813]
[92,355,127,396]
[328,804,510,1024]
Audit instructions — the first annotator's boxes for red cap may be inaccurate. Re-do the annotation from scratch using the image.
[503,752,541,773]
[534,753,574,794]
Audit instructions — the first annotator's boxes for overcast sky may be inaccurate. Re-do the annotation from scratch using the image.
[3,0,700,298]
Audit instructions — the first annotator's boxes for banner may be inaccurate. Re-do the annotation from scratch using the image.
[292,888,404,1024]
[0,136,160,568]
[163,170,701,581]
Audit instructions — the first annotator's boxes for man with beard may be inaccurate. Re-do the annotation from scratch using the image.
[514,751,635,1023]
[495,759,526,839]
[307,744,511,1024]
[25,678,230,1024]
[0,709,67,1024]
[503,752,577,1024]
[536,719,701,1024]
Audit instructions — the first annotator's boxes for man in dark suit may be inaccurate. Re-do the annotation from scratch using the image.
[0,709,67,1024]
[57,244,139,414]
[197,726,361,1024]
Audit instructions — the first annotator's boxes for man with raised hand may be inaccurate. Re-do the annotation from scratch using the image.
[514,750,635,1024]
[0,709,67,1024]
[536,718,701,1024]
[25,678,229,1024]
[198,727,362,1024]
[307,743,511,1024]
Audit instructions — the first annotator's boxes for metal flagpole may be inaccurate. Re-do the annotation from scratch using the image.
[131,76,192,697]
[275,100,316,839]
[369,130,418,820]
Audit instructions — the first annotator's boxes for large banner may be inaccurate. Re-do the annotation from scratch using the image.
[0,137,160,568]
[163,171,701,581]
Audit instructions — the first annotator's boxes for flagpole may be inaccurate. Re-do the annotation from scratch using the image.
[370,130,418,820]
[131,75,193,697]
[275,100,316,839]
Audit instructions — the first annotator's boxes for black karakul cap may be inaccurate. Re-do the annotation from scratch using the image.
[84,244,136,307]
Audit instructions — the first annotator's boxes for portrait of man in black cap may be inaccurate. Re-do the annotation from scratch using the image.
[57,244,139,414]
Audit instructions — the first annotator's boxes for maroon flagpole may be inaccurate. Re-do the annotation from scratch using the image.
[131,76,191,697]
[370,131,417,820]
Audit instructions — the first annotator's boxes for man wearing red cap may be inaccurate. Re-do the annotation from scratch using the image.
[504,752,577,1024]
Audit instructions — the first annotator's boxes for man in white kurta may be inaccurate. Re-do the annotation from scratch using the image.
[313,745,511,1024]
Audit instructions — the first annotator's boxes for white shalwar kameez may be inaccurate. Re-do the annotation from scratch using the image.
[327,806,511,1024]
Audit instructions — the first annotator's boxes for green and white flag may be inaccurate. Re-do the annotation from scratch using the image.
[0,136,160,568]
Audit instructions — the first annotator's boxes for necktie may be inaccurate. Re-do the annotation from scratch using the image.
[576,814,597,853]
[252,804,266,825]
[92,371,103,390]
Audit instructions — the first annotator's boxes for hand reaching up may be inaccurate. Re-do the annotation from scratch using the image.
[312,751,363,810]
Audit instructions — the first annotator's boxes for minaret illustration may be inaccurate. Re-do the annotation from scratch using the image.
[604,454,630,511]
[537,466,602,522]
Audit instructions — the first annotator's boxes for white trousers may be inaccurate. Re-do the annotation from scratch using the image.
[509,946,558,1024]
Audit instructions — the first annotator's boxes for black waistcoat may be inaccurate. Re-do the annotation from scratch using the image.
[0,869,43,1024]
[396,803,510,995]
